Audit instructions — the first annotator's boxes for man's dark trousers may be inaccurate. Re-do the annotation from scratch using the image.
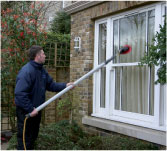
[16,106,41,150]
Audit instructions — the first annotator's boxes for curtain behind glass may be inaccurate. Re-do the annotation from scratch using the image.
[114,10,155,115]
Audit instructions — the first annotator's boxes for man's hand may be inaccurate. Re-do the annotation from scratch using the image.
[66,82,75,89]
[30,108,38,117]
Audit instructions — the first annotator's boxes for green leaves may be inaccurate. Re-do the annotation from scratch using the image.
[140,16,166,84]
[1,1,48,132]
[1,1,47,51]
[7,120,161,150]
[50,11,71,34]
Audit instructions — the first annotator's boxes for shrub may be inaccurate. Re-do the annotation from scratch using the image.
[8,120,162,150]
[7,133,17,150]
[1,1,48,131]
[50,10,71,34]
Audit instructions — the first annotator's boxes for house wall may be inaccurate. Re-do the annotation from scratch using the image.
[40,1,73,31]
[69,1,166,146]
[70,0,154,125]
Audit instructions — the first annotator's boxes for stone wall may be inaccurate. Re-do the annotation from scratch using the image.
[69,1,156,125]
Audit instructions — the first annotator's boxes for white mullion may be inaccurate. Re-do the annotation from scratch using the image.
[111,62,140,67]
[154,3,161,126]
[110,19,115,116]
[93,22,99,114]
[97,22,101,112]
[120,67,123,110]
[161,2,167,127]
[106,18,112,116]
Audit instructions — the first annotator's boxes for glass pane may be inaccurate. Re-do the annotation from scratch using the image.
[114,12,146,63]
[113,20,119,63]
[98,23,107,108]
[149,66,154,115]
[115,67,121,110]
[98,23,107,64]
[148,10,155,115]
[148,10,155,47]
[115,66,150,115]
[100,68,106,108]
[165,6,167,15]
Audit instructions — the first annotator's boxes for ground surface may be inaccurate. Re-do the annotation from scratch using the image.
[1,131,12,150]
[1,142,9,150]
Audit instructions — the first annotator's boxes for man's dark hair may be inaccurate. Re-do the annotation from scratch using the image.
[29,45,43,60]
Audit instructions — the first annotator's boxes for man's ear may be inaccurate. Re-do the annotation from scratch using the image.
[34,54,39,61]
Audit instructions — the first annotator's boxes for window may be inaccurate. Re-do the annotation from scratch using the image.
[93,20,107,115]
[49,16,54,23]
[113,10,155,116]
[98,23,107,108]
[93,3,166,131]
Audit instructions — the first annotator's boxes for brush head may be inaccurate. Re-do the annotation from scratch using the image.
[119,45,132,55]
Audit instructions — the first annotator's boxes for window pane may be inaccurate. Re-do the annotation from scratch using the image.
[115,67,121,110]
[149,66,155,115]
[148,10,155,115]
[114,13,146,63]
[98,23,107,64]
[100,68,106,108]
[115,66,150,115]
[114,10,155,115]
[98,23,107,108]
[113,20,119,63]
[148,10,155,46]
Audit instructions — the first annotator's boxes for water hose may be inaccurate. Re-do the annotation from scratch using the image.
[23,117,28,150]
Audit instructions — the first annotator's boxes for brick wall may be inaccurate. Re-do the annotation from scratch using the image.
[44,67,70,124]
[70,1,155,125]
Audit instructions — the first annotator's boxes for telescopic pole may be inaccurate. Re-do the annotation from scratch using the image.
[26,45,131,117]
[26,56,115,117]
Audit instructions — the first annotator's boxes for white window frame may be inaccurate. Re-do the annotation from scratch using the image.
[160,3,167,128]
[93,18,108,116]
[92,2,166,131]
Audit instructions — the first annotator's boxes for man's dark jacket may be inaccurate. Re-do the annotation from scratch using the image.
[15,60,66,113]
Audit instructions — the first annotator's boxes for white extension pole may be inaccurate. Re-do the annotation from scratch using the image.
[34,56,115,113]
[25,45,131,117]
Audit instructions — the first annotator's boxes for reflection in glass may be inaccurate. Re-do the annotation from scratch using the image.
[98,23,107,108]
[114,12,146,63]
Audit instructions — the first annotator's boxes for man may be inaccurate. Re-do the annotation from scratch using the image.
[15,45,73,150]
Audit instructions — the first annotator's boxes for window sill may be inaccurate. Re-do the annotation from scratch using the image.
[82,116,166,146]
